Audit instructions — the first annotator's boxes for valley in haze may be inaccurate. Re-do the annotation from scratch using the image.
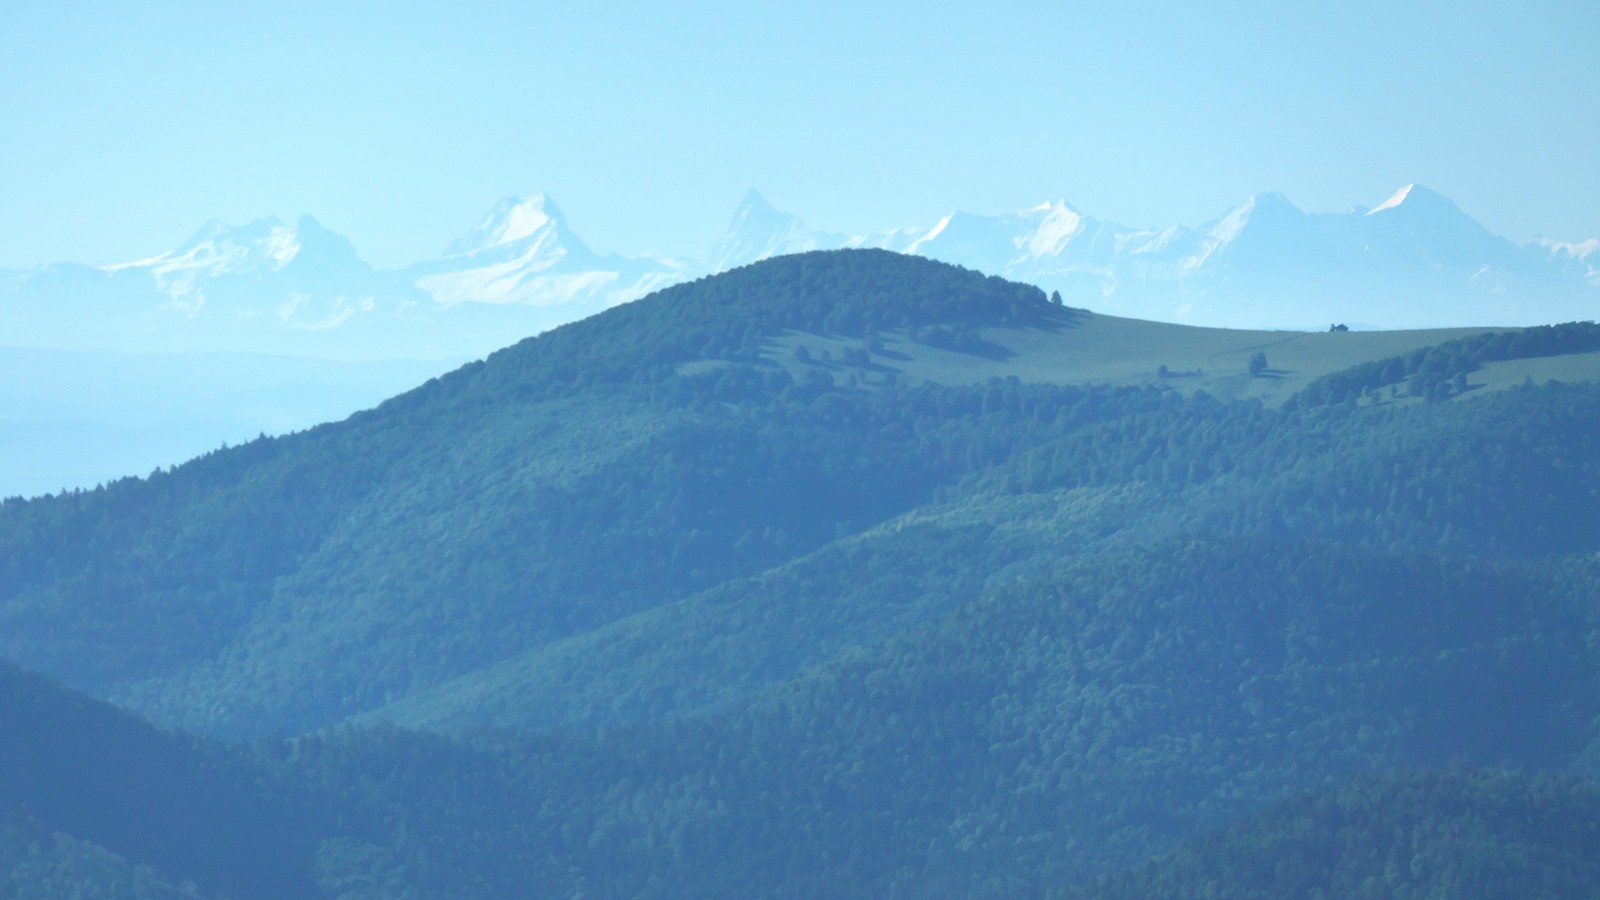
[4,250,1600,897]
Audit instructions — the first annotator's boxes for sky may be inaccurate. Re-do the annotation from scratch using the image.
[2,1,1596,270]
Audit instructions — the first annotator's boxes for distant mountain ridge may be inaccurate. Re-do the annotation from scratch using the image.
[720,185,1600,329]
[0,214,431,359]
[3,185,1595,359]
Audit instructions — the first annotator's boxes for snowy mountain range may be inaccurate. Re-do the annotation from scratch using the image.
[714,185,1600,330]
[3,185,1596,360]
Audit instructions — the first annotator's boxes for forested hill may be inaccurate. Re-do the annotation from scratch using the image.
[0,662,324,898]
[2,249,1599,895]
[1078,769,1600,898]
[462,248,1058,394]
[0,249,1596,741]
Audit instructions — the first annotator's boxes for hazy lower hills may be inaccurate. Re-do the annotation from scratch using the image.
[3,249,1600,896]
[0,347,455,500]
[1,298,1580,500]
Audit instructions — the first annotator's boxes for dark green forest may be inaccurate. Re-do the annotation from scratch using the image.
[2,250,1599,897]
[1078,769,1600,899]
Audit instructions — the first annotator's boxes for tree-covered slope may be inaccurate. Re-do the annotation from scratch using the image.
[0,663,325,898]
[0,252,1079,737]
[364,375,1600,734]
[4,251,1594,741]
[6,538,1598,898]
[255,539,1600,897]
[2,249,1600,897]
[1077,769,1600,899]
[0,813,204,899]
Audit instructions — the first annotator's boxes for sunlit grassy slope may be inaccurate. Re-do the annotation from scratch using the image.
[751,310,1524,405]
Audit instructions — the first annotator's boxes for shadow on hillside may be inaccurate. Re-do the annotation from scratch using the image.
[796,356,908,377]
[951,335,1016,361]
[907,327,1017,361]
[1033,306,1090,332]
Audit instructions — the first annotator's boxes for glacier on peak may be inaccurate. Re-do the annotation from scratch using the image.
[444,194,569,257]
[1368,183,1416,215]
[1020,201,1085,259]
[1208,193,1303,236]
[1362,184,1469,223]
[106,214,369,284]
[105,217,280,274]
[1206,197,1260,244]
[901,215,952,257]
[406,192,685,322]
[1177,192,1308,273]
[0,208,424,359]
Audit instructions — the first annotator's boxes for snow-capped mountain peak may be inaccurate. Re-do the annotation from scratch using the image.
[444,194,572,257]
[720,189,797,242]
[1358,184,1499,264]
[0,214,407,349]
[407,193,683,316]
[1368,183,1416,215]
[1203,192,1298,241]
[708,188,839,272]
[733,187,778,218]
[1363,183,1464,222]
[107,215,370,283]
[1020,200,1085,258]
[1170,193,1301,276]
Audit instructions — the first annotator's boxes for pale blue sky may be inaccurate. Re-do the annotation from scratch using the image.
[2,1,1595,269]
